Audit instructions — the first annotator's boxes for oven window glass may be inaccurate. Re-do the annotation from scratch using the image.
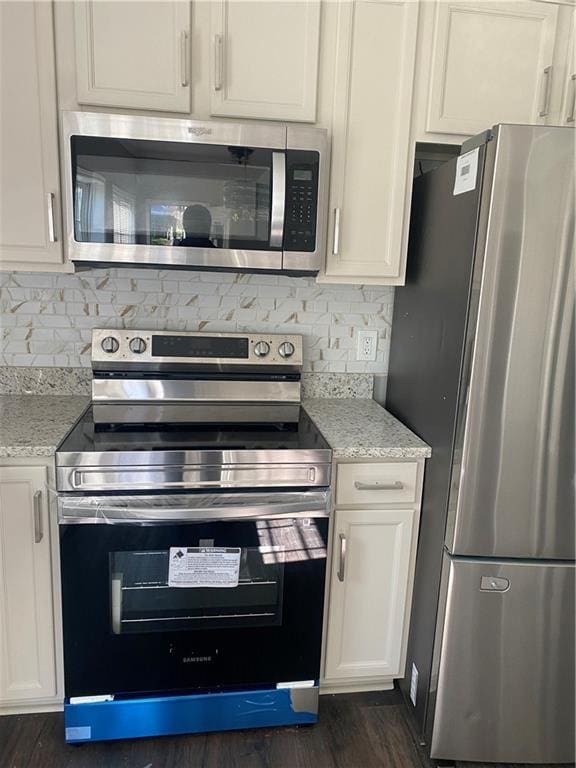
[110,544,284,634]
[71,137,275,250]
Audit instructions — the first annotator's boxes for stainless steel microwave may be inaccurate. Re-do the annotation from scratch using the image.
[62,111,329,275]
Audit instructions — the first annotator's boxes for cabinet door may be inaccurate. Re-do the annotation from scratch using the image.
[209,1,320,121]
[426,1,559,136]
[322,0,419,283]
[325,508,414,680]
[0,1,62,268]
[0,466,56,703]
[74,0,191,112]
[559,12,575,127]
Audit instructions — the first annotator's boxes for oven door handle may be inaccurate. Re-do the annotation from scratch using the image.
[58,491,331,524]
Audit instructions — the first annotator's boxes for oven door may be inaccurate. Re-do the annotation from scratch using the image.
[58,491,330,699]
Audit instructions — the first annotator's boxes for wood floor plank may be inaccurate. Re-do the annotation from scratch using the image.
[0,713,47,768]
[358,700,427,768]
[0,694,572,768]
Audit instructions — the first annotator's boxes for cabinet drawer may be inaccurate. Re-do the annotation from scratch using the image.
[336,462,418,506]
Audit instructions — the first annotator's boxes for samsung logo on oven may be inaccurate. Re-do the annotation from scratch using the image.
[182,655,212,664]
[187,127,212,136]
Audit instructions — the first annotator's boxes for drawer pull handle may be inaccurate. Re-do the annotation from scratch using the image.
[337,533,347,582]
[33,490,43,543]
[354,480,404,491]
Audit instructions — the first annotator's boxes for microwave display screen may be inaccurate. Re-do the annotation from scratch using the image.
[293,170,313,182]
[151,335,249,359]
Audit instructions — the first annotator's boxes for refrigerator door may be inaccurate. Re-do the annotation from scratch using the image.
[431,555,575,763]
[447,125,575,559]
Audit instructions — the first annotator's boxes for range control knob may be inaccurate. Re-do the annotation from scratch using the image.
[101,336,119,354]
[278,341,296,359]
[129,337,147,354]
[254,340,270,357]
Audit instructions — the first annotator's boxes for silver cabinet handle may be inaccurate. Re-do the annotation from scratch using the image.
[332,207,341,255]
[214,34,223,91]
[270,152,286,249]
[180,31,190,87]
[354,480,404,491]
[337,533,347,582]
[539,65,553,117]
[33,490,43,544]
[47,193,56,242]
[566,74,576,123]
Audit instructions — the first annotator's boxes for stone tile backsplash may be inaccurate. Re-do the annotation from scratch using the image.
[0,366,375,399]
[0,269,394,374]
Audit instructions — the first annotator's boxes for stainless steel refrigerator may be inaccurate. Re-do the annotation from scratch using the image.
[386,124,575,764]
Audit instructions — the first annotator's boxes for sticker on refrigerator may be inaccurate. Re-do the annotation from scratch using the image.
[453,148,479,196]
[410,663,418,707]
[168,547,241,588]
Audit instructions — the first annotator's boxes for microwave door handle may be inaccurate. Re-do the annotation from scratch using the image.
[270,151,286,249]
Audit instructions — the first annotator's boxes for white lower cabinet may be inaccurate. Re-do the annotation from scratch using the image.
[324,507,415,681]
[322,459,424,692]
[0,465,57,707]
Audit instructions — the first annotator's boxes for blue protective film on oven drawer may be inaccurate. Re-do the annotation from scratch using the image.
[64,686,318,743]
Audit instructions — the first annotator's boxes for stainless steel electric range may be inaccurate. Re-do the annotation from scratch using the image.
[55,329,332,744]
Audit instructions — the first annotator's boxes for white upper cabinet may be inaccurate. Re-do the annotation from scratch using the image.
[423,1,560,137]
[0,466,56,704]
[209,1,320,121]
[558,7,575,126]
[0,1,63,269]
[322,0,419,284]
[74,1,191,112]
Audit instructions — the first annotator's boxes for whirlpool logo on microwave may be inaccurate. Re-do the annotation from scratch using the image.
[182,655,213,664]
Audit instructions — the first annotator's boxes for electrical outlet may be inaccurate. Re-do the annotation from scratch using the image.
[356,330,378,361]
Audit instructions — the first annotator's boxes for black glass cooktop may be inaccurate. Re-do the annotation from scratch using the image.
[57,405,329,455]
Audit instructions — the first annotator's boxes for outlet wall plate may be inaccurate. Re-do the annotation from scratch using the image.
[356,329,378,361]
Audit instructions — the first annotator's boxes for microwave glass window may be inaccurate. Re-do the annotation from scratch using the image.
[110,545,285,635]
[71,137,274,250]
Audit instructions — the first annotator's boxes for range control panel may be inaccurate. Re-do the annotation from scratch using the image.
[92,329,303,368]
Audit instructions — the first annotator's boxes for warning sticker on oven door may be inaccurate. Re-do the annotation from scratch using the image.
[168,547,241,588]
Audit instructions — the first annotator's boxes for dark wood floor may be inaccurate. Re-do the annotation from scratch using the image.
[0,691,572,768]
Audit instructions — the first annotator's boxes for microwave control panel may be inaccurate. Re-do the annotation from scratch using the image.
[284,150,319,253]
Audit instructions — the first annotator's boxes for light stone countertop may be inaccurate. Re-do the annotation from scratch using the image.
[0,395,90,458]
[303,398,431,459]
[0,394,430,461]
